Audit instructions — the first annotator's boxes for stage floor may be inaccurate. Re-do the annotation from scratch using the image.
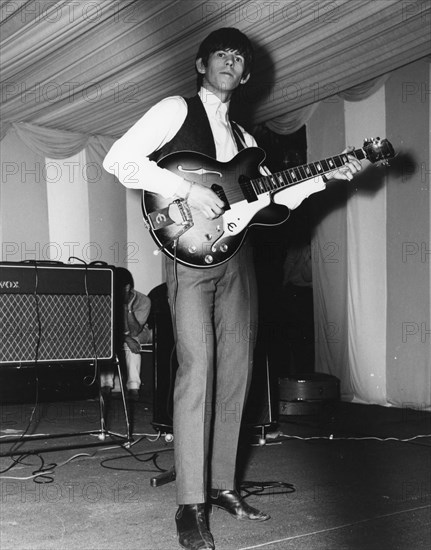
[1,397,430,550]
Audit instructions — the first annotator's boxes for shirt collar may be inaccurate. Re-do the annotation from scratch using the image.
[199,87,230,121]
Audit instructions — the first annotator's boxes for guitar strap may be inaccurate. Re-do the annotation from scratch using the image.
[230,121,247,152]
[231,120,273,178]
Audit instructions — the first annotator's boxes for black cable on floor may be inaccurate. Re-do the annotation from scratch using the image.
[239,480,296,499]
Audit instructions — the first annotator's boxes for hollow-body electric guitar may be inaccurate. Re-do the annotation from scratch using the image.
[142,138,394,268]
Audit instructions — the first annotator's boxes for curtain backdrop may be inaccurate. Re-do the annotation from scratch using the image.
[1,46,430,407]
[0,123,162,293]
[1,1,429,137]
[308,59,430,409]
[265,75,390,135]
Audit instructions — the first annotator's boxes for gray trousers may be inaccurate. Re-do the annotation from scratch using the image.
[165,242,258,505]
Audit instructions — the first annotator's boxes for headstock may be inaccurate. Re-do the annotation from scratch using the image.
[363,137,395,165]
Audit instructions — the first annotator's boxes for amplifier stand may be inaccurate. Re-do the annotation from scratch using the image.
[0,357,133,457]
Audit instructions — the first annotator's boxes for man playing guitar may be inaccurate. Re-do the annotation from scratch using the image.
[103,27,362,550]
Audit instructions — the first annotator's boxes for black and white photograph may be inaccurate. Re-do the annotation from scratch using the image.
[1,1,430,549]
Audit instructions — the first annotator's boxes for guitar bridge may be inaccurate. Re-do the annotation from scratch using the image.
[149,199,194,256]
[147,199,194,231]
[175,198,193,225]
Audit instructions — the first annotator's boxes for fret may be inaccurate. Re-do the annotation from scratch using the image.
[263,176,272,192]
[289,168,299,182]
[282,170,293,185]
[296,165,308,180]
[256,177,267,193]
[249,179,260,196]
[276,172,285,187]
[303,164,314,178]
[269,174,279,190]
[340,154,349,164]
[334,155,344,168]
[315,162,324,174]
[326,157,337,171]
[250,178,260,195]
[307,163,319,177]
[320,159,330,172]
[273,170,291,188]
[260,176,272,193]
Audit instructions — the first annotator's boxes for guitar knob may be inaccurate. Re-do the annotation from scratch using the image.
[220,243,228,253]
[204,255,214,264]
[188,245,197,254]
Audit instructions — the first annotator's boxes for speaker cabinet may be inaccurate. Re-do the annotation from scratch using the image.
[149,284,276,433]
[0,262,115,365]
[149,284,177,432]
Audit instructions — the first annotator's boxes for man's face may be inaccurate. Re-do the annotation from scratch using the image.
[196,49,250,99]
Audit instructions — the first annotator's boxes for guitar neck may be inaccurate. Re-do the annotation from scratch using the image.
[252,148,366,195]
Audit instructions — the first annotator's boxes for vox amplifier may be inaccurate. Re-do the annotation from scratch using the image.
[0,262,115,365]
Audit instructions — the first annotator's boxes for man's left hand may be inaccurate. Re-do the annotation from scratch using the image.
[327,146,362,181]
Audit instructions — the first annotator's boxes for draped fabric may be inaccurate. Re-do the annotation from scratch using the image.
[265,75,391,135]
[11,122,104,159]
[308,59,430,409]
[338,75,391,101]
[0,122,12,142]
[265,103,319,135]
[345,87,388,406]
[0,123,163,293]
[1,0,429,137]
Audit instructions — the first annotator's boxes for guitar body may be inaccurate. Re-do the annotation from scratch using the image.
[142,147,290,268]
[142,138,394,268]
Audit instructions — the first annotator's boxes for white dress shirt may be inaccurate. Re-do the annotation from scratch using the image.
[103,87,325,208]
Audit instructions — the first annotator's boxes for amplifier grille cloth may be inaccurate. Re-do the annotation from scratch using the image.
[0,293,112,362]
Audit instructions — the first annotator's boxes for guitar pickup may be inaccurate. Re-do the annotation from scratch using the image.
[239,175,257,202]
[211,184,230,210]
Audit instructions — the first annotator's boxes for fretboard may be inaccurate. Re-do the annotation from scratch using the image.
[251,148,366,195]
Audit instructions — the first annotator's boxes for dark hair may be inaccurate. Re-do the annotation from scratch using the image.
[195,27,253,87]
[115,267,134,289]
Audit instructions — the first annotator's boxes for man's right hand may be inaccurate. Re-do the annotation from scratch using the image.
[176,179,225,219]
[188,183,225,219]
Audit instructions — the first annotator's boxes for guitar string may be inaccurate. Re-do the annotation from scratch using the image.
[224,150,363,204]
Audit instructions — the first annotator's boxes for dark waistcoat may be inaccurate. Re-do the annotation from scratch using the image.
[148,95,244,163]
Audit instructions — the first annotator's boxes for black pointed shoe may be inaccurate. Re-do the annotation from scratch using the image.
[209,489,270,521]
[176,504,215,550]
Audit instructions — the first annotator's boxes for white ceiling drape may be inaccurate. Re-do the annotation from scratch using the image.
[1,0,430,138]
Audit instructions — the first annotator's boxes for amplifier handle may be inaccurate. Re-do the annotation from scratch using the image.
[20,260,64,265]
